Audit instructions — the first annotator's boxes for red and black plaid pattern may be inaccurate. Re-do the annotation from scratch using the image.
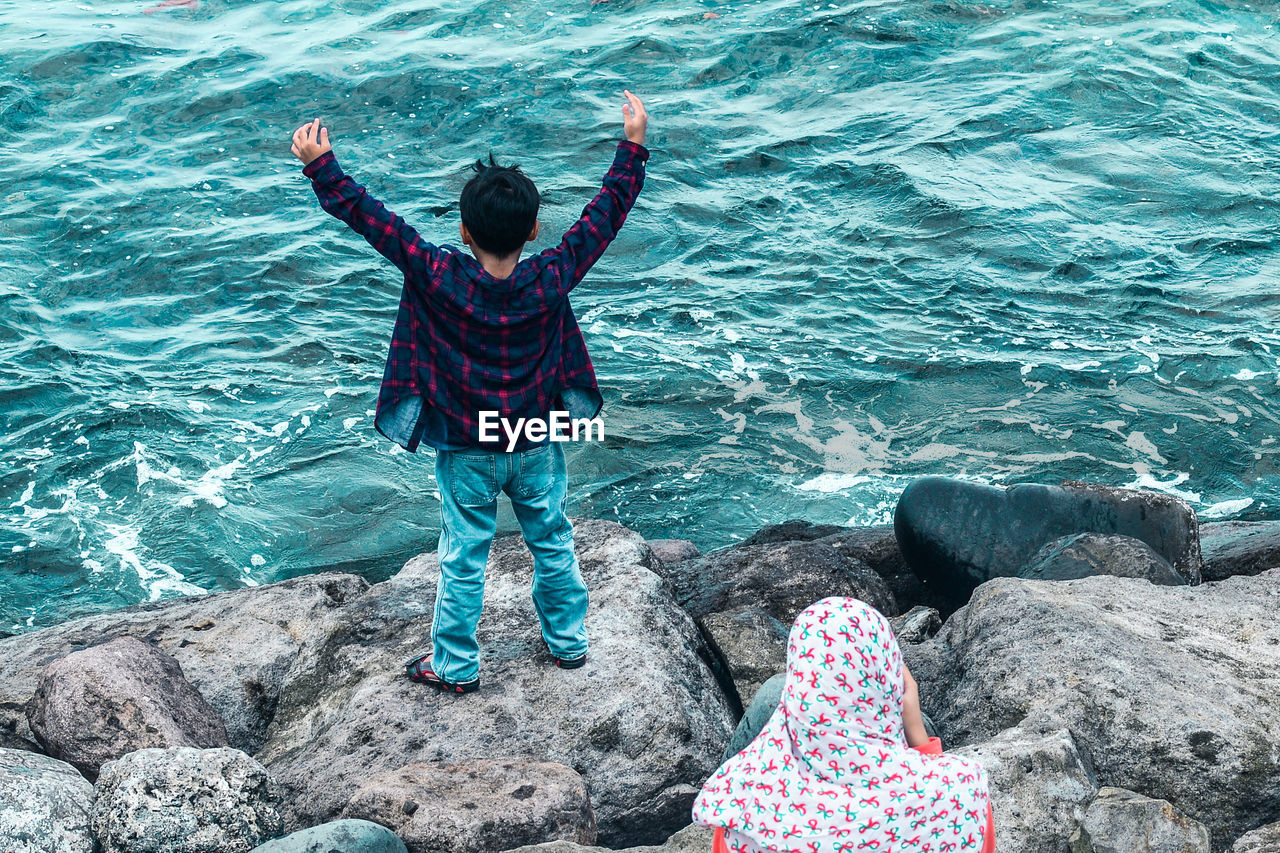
[303,141,648,451]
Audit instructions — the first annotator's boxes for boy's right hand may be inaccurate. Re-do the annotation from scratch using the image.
[291,118,332,166]
[622,90,647,146]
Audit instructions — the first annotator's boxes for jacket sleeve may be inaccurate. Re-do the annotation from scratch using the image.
[544,140,648,296]
[303,151,439,285]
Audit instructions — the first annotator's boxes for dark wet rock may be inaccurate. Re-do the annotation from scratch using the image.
[1018,533,1186,586]
[646,539,700,565]
[737,520,848,547]
[904,570,1280,848]
[1199,520,1280,582]
[659,540,896,622]
[895,477,1201,605]
[507,823,714,853]
[889,605,942,644]
[0,747,97,853]
[92,746,284,853]
[652,539,894,717]
[26,636,227,778]
[0,730,41,753]
[818,525,950,614]
[1229,821,1280,852]
[256,521,733,848]
[248,819,407,853]
[342,760,595,853]
[698,607,788,711]
[1069,787,1209,853]
[0,573,369,755]
[953,726,1097,853]
[739,521,939,613]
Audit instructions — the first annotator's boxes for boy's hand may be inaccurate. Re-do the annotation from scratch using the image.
[291,118,332,166]
[622,90,647,146]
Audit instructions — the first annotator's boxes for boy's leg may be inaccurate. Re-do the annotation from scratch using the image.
[506,443,589,661]
[431,449,500,684]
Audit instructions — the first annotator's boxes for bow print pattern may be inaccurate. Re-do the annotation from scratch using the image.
[692,597,990,853]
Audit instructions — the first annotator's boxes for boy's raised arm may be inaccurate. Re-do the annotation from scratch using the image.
[291,118,438,281]
[548,91,650,295]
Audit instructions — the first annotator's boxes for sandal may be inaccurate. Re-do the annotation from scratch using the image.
[404,655,480,693]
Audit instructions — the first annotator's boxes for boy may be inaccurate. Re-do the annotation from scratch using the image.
[290,92,649,694]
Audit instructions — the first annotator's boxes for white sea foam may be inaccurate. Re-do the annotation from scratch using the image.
[1201,498,1254,518]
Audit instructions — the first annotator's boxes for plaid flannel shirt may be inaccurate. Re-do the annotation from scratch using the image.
[303,140,648,452]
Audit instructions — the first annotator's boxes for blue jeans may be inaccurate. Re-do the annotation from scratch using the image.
[431,442,589,683]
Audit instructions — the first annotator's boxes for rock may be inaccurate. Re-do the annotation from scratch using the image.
[737,520,848,547]
[895,477,1202,605]
[26,636,228,777]
[0,730,40,753]
[92,746,284,853]
[506,822,714,853]
[953,727,1098,853]
[721,673,786,761]
[342,760,595,852]
[256,521,733,847]
[653,540,894,715]
[658,539,896,622]
[1230,821,1280,852]
[904,570,1280,847]
[812,524,947,612]
[0,748,97,853]
[1200,521,1280,582]
[248,819,407,853]
[0,573,369,754]
[1018,533,1186,586]
[889,605,943,643]
[646,539,700,565]
[1069,787,1210,853]
[697,607,788,709]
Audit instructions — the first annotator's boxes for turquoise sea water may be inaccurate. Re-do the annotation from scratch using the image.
[3,0,1280,633]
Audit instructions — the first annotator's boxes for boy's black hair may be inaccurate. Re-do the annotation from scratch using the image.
[459,154,540,257]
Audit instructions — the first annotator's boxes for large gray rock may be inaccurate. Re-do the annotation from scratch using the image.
[905,570,1280,849]
[653,539,894,713]
[655,539,896,622]
[736,521,942,614]
[1069,787,1210,853]
[26,636,228,777]
[256,521,733,848]
[248,819,407,850]
[0,748,98,853]
[92,746,284,853]
[697,607,788,709]
[1200,520,1280,582]
[506,823,714,853]
[248,819,407,853]
[953,726,1097,853]
[0,573,369,754]
[1018,533,1187,586]
[813,524,945,613]
[342,760,595,853]
[1230,821,1280,852]
[895,477,1202,605]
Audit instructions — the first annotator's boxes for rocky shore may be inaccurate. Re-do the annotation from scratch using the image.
[4,478,1280,852]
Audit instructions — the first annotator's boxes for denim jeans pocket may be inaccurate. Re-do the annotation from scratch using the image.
[512,443,556,500]
[447,453,499,507]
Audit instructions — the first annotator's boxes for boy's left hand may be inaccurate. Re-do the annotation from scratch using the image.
[291,118,332,166]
